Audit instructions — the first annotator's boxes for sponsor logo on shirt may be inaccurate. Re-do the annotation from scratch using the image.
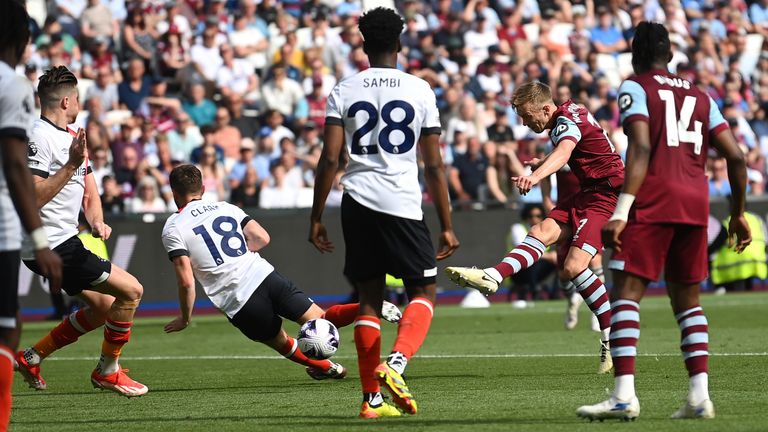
[618,93,633,113]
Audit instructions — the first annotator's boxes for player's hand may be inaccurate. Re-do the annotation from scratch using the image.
[66,128,87,169]
[602,219,627,252]
[511,175,538,195]
[33,248,63,294]
[728,215,752,253]
[164,316,189,333]
[436,229,460,260]
[91,221,112,240]
[309,220,334,253]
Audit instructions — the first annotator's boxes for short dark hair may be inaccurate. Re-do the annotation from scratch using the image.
[358,7,404,55]
[38,66,78,108]
[1,0,31,64]
[169,164,203,196]
[631,22,671,72]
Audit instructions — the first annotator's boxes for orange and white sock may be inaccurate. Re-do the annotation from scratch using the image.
[98,319,132,375]
[322,303,359,328]
[354,315,381,395]
[27,310,95,364]
[278,336,331,370]
[0,345,14,432]
[388,298,434,375]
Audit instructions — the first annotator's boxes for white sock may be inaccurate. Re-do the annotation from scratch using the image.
[614,374,635,401]
[97,354,119,375]
[601,328,610,342]
[386,352,408,375]
[483,267,503,283]
[365,392,384,406]
[688,373,710,405]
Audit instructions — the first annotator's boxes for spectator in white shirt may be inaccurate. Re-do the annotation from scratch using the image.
[262,64,305,119]
[216,43,259,102]
[190,19,224,82]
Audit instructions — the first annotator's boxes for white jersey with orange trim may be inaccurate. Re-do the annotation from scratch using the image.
[325,66,442,220]
[21,118,90,258]
[0,61,35,252]
[161,200,275,318]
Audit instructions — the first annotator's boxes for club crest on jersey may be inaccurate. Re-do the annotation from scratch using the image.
[28,142,37,156]
[618,93,633,113]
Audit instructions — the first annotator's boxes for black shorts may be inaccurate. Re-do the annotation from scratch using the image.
[24,236,111,296]
[341,194,437,286]
[0,250,20,330]
[228,271,314,342]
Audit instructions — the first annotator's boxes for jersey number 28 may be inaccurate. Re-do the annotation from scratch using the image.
[193,216,247,265]
[348,100,415,155]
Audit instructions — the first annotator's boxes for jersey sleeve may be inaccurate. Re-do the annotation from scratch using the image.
[617,79,649,125]
[27,132,54,179]
[707,95,729,136]
[550,116,582,146]
[0,78,34,142]
[421,85,442,136]
[325,85,343,127]
[161,220,189,260]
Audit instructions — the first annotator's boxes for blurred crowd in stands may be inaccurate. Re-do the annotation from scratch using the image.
[17,0,768,213]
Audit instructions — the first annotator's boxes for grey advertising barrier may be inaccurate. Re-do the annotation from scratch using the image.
[17,198,765,315]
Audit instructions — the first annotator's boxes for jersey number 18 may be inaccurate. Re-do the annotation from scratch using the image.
[193,216,247,265]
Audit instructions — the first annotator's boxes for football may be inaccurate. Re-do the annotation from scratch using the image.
[297,318,340,360]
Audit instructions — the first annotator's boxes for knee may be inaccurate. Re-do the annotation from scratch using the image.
[528,224,555,246]
[119,279,143,303]
[562,261,587,281]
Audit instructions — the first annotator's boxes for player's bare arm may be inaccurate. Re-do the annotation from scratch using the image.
[539,175,555,213]
[418,133,459,260]
[710,128,751,253]
[309,123,344,253]
[165,255,196,333]
[513,138,576,195]
[84,169,111,240]
[243,219,270,252]
[602,120,651,252]
[0,135,62,291]
[33,128,86,208]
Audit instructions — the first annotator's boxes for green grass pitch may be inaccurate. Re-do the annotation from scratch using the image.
[10,292,768,431]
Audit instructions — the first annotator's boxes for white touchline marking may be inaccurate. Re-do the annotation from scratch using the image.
[44,352,768,361]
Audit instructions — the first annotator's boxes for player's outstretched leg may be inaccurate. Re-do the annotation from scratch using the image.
[446,235,547,295]
[268,330,346,380]
[577,298,641,421]
[16,294,106,390]
[89,266,148,397]
[670,303,714,419]
[322,301,402,328]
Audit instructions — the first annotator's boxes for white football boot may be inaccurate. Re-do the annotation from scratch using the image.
[671,399,715,419]
[444,267,499,295]
[576,396,640,422]
[381,301,402,323]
